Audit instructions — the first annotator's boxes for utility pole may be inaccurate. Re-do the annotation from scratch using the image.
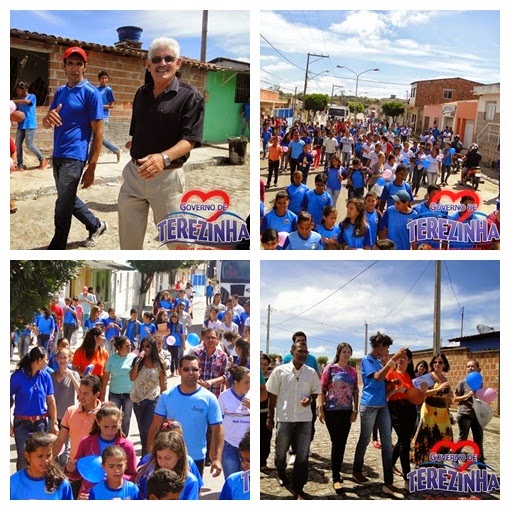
[460,306,465,338]
[303,52,329,119]
[200,10,208,63]
[266,305,277,354]
[433,261,441,354]
[364,321,368,355]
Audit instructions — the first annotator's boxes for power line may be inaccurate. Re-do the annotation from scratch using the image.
[272,261,379,326]
[379,261,432,320]
[260,34,306,71]
[261,68,298,86]
[443,261,463,311]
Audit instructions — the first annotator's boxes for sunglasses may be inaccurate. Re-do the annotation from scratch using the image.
[151,55,176,64]
[181,367,199,373]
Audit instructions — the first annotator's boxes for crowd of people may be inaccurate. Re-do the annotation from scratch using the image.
[260,330,490,499]
[10,288,251,500]
[260,117,500,250]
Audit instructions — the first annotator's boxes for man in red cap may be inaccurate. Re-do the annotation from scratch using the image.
[42,46,107,250]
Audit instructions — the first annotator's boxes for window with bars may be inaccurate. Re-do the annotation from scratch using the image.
[235,73,249,103]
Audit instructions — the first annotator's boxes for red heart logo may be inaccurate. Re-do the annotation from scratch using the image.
[181,189,230,222]
[430,439,480,471]
[429,189,480,223]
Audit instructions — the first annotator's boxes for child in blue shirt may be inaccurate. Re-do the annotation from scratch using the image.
[325,154,345,207]
[89,445,140,500]
[338,198,372,249]
[261,190,297,234]
[283,211,324,250]
[301,173,332,228]
[297,143,314,185]
[286,170,309,215]
[316,205,340,250]
[261,228,281,250]
[140,312,156,341]
[123,308,141,348]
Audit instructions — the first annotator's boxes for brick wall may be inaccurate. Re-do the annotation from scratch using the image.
[414,79,483,108]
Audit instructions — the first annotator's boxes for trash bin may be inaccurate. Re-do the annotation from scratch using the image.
[228,137,248,165]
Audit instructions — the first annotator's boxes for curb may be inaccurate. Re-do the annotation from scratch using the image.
[11,154,246,201]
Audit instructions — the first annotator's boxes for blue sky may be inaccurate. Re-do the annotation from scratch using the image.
[260,260,500,361]
[260,10,500,99]
[10,10,250,62]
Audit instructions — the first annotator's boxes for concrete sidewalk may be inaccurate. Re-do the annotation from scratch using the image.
[10,142,250,201]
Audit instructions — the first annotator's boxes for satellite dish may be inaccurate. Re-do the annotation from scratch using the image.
[476,324,494,334]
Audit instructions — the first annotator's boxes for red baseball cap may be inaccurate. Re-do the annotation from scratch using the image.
[63,46,88,63]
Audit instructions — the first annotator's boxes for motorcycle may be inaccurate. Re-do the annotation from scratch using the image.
[451,152,463,174]
[462,166,483,191]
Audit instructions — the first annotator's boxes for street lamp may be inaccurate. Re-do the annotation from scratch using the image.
[336,65,379,99]
[330,84,343,104]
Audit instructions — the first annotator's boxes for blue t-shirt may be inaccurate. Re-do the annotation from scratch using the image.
[97,85,115,118]
[379,206,419,250]
[282,353,320,374]
[350,168,365,189]
[154,385,223,461]
[338,222,372,249]
[365,210,381,247]
[326,166,344,191]
[301,190,333,227]
[380,181,414,209]
[17,93,38,129]
[50,79,104,161]
[360,354,386,407]
[219,470,250,500]
[286,183,309,214]
[63,306,77,326]
[206,285,214,297]
[89,479,140,500]
[10,470,73,500]
[10,368,54,416]
[316,224,341,241]
[35,314,55,335]
[105,353,137,394]
[140,322,156,340]
[447,211,486,250]
[168,322,183,346]
[261,209,297,234]
[175,297,191,312]
[159,299,173,311]
[283,230,324,250]
[262,130,271,143]
[84,316,103,331]
[124,319,141,342]
[102,317,122,341]
[289,139,305,159]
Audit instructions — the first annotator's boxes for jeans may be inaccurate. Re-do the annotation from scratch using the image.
[109,392,134,437]
[323,409,353,483]
[457,414,484,462]
[133,397,158,456]
[37,333,50,351]
[326,187,341,208]
[222,440,241,479]
[267,159,280,185]
[275,421,312,493]
[425,171,438,186]
[168,345,181,374]
[441,164,451,184]
[13,417,48,470]
[342,151,352,169]
[18,334,31,359]
[89,118,119,156]
[353,405,393,484]
[412,168,424,195]
[16,128,44,165]
[63,324,76,342]
[260,408,272,467]
[48,157,100,250]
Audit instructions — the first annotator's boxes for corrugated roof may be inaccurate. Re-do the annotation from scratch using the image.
[85,261,134,271]
[10,28,239,72]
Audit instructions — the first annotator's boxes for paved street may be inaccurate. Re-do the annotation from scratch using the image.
[10,144,250,250]
[9,296,225,499]
[260,157,500,222]
[260,407,500,500]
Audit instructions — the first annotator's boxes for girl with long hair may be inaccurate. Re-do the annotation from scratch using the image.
[338,198,372,249]
[72,326,109,379]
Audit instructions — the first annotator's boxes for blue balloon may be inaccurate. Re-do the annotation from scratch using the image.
[377,177,385,186]
[187,332,200,347]
[466,371,483,391]
[77,455,105,484]
[403,157,409,166]
[422,159,430,169]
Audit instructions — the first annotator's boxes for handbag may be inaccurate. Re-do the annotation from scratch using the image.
[472,397,493,429]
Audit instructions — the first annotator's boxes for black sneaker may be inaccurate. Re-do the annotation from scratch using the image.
[84,221,107,247]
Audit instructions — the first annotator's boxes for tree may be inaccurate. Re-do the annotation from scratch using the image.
[317,355,329,367]
[10,260,84,329]
[304,93,329,114]
[127,260,204,312]
[381,101,405,125]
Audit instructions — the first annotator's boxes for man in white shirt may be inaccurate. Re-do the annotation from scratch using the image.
[266,342,321,500]
[322,131,339,169]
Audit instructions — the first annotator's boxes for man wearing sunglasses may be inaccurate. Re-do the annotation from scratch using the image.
[118,36,205,249]
[147,354,224,478]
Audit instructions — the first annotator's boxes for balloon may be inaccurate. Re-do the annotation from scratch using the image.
[422,159,430,169]
[476,387,497,403]
[187,332,200,347]
[10,101,16,115]
[466,371,483,391]
[382,169,393,180]
[406,387,426,405]
[77,455,105,484]
[165,335,176,346]
[282,146,289,153]
[311,150,317,156]
[403,157,409,165]
[277,231,289,247]
[10,157,15,170]
[377,177,385,186]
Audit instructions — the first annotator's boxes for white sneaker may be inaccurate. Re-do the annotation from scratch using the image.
[382,484,404,499]
[84,221,107,247]
[288,454,296,466]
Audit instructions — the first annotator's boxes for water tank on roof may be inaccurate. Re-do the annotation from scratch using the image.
[116,26,143,43]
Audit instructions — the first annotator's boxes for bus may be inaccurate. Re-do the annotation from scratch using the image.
[207,260,250,304]
[327,105,350,120]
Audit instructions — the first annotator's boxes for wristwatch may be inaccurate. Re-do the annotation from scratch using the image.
[161,153,172,169]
